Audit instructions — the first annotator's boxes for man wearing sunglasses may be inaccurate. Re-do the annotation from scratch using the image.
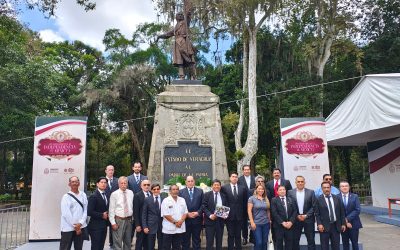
[133,180,152,249]
[314,174,340,197]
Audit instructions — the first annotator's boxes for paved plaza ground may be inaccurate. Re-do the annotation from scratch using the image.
[15,213,400,249]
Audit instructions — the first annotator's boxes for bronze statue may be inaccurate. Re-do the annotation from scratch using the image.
[156,1,197,80]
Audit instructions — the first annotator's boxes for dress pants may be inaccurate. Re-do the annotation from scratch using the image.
[113,217,133,250]
[274,226,294,250]
[135,231,148,250]
[293,221,315,250]
[341,228,360,250]
[205,219,225,250]
[60,230,83,250]
[320,223,340,250]
[88,227,107,250]
[226,219,242,250]
[147,231,163,250]
[162,233,183,250]
[182,219,202,250]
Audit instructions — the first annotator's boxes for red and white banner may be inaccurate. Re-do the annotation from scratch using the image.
[29,117,87,240]
[280,118,330,190]
[367,137,400,208]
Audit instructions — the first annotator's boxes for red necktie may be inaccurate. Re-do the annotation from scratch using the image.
[274,180,279,197]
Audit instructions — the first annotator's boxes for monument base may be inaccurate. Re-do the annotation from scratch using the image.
[147,82,229,185]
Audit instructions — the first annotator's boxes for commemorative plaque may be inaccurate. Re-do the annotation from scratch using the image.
[163,141,212,183]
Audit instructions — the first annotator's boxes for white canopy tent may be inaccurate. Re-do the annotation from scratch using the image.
[326,73,400,146]
[326,73,400,208]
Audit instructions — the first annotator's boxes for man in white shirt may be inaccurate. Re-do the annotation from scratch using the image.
[161,184,188,250]
[109,176,134,250]
[104,165,118,248]
[60,176,88,250]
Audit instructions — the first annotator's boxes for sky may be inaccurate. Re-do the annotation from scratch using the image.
[16,0,232,63]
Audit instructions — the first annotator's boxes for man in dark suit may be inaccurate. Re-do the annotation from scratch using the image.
[339,181,362,250]
[87,177,109,250]
[179,176,203,250]
[203,179,228,250]
[287,175,316,250]
[266,168,292,202]
[315,181,346,250]
[104,165,119,247]
[134,180,152,250]
[237,165,256,245]
[266,168,292,244]
[127,161,148,193]
[271,185,298,250]
[221,172,247,250]
[142,183,163,250]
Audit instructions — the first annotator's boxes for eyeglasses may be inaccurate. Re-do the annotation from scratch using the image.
[325,178,332,181]
[143,184,150,186]
[297,181,304,183]
[152,188,160,191]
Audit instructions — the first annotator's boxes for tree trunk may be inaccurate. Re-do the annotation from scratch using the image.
[128,123,147,172]
[234,37,248,174]
[237,29,259,173]
[0,146,6,194]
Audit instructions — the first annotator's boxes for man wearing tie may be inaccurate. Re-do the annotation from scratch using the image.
[237,165,256,245]
[271,185,298,250]
[339,181,362,250]
[127,161,148,193]
[105,165,119,247]
[88,177,109,250]
[203,179,228,250]
[142,183,163,250]
[315,181,346,250]
[287,176,316,250]
[221,172,247,250]
[266,168,292,204]
[179,176,204,250]
[109,176,134,250]
[266,168,292,244]
[134,180,152,250]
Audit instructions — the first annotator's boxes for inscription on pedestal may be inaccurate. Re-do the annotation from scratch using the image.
[163,141,212,183]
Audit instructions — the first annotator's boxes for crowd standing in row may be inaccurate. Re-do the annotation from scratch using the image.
[60,162,362,250]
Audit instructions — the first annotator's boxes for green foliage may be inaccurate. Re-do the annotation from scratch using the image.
[167,176,185,185]
[196,177,212,186]
[0,193,12,202]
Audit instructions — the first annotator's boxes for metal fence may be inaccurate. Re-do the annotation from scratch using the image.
[0,205,29,250]
[352,184,372,205]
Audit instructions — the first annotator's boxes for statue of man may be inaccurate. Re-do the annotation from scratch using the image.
[156,11,197,80]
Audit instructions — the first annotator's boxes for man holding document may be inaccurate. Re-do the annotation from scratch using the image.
[202,179,228,250]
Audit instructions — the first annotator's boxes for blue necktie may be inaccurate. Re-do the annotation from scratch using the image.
[189,188,193,200]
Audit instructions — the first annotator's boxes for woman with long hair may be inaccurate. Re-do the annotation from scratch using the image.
[248,183,271,250]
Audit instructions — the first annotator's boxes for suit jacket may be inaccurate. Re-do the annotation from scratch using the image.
[134,190,152,227]
[87,190,109,230]
[202,190,228,226]
[105,176,119,199]
[221,184,247,221]
[266,178,292,202]
[287,188,316,223]
[142,195,163,235]
[315,194,346,233]
[271,196,297,228]
[179,187,204,224]
[238,175,256,197]
[341,192,362,230]
[127,173,148,194]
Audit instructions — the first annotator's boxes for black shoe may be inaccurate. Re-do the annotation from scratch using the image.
[242,238,248,245]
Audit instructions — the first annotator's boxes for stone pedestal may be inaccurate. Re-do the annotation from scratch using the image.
[147,82,229,185]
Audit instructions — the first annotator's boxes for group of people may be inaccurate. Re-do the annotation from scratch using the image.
[60,163,362,250]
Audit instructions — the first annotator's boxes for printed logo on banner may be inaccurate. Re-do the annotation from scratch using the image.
[37,131,83,161]
[285,131,325,159]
